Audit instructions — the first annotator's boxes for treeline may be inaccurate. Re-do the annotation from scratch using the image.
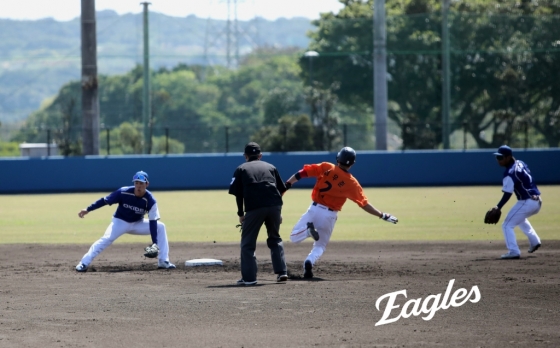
[11,47,374,155]
[6,0,560,155]
[304,0,560,149]
[0,11,313,122]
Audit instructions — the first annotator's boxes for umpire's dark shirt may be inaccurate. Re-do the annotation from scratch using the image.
[229,160,287,212]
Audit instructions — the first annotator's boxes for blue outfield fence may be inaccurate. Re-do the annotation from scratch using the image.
[1,149,559,194]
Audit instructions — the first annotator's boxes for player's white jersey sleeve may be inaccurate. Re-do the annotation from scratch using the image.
[148,202,161,220]
[502,176,514,193]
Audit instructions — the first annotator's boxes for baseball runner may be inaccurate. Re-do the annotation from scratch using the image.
[75,171,175,272]
[487,145,542,259]
[284,147,398,278]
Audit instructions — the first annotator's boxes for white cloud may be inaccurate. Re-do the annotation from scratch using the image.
[1,0,344,21]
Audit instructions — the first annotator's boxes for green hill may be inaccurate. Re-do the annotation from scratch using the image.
[0,10,313,123]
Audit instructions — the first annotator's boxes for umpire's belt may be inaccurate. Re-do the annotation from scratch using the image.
[312,201,334,211]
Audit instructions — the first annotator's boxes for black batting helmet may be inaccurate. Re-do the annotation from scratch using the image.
[336,146,356,166]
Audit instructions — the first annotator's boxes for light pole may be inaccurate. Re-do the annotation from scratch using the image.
[441,0,451,149]
[141,2,151,154]
[304,51,319,120]
[304,50,319,86]
[373,0,388,150]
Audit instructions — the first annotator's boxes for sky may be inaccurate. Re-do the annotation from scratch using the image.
[0,0,345,21]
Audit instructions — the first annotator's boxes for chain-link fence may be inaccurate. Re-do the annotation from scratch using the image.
[3,118,544,157]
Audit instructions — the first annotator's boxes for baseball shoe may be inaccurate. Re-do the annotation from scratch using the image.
[277,274,288,282]
[303,260,313,279]
[528,243,541,253]
[306,222,320,241]
[500,252,520,260]
[157,260,176,269]
[236,279,257,286]
[75,262,88,272]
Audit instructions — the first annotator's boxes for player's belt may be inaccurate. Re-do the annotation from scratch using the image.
[312,201,334,212]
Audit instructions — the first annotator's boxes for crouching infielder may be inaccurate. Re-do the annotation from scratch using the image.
[75,171,175,272]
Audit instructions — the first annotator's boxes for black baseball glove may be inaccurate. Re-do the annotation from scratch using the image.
[484,208,502,224]
[143,243,159,258]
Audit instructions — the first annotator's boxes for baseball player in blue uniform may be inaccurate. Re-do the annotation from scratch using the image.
[75,171,175,271]
[491,145,542,259]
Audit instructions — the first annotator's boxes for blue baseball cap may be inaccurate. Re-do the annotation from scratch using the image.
[132,171,149,183]
[493,145,512,157]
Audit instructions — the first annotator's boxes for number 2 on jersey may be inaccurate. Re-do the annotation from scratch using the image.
[319,181,332,192]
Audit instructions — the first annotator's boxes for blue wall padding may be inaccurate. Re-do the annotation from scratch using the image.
[1,149,558,193]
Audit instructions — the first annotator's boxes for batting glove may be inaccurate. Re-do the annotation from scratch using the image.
[381,213,398,224]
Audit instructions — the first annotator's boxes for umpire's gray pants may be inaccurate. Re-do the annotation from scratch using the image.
[240,205,287,282]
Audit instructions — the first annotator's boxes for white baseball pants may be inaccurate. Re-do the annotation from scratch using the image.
[290,203,337,266]
[80,217,170,266]
[502,198,542,256]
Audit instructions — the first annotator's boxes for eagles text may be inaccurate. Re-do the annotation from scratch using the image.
[375,279,481,326]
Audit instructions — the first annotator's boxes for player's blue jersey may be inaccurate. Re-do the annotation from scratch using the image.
[104,186,160,223]
[501,160,540,200]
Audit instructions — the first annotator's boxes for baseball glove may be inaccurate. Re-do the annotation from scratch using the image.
[143,243,159,258]
[484,208,502,224]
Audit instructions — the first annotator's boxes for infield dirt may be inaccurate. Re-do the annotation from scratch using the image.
[0,240,559,347]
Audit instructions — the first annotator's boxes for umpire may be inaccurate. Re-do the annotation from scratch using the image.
[228,142,288,285]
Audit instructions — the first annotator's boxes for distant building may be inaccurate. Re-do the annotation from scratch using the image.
[19,143,59,157]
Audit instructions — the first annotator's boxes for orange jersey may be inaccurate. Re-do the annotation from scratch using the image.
[302,162,368,211]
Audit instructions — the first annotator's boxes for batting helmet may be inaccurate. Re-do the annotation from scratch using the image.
[336,147,356,166]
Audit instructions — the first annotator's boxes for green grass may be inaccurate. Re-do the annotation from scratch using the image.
[0,186,558,244]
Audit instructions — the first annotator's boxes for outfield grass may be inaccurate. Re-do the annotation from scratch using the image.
[0,186,558,244]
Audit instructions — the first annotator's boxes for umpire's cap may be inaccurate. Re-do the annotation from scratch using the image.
[132,171,149,183]
[336,147,356,166]
[244,142,261,155]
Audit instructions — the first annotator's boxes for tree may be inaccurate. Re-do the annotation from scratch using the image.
[303,0,445,149]
[303,0,560,149]
[262,87,303,124]
[54,96,81,156]
[252,114,315,152]
[11,80,82,147]
[448,4,560,148]
[307,82,342,151]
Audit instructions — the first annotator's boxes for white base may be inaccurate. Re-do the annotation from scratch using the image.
[185,258,223,267]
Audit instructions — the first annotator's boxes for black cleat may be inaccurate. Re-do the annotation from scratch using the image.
[306,222,320,241]
[303,260,313,279]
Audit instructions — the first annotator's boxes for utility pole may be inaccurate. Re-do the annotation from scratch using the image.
[373,0,388,150]
[204,0,249,68]
[234,0,240,66]
[203,17,210,80]
[441,0,451,149]
[81,0,99,155]
[141,2,151,154]
[226,0,231,68]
